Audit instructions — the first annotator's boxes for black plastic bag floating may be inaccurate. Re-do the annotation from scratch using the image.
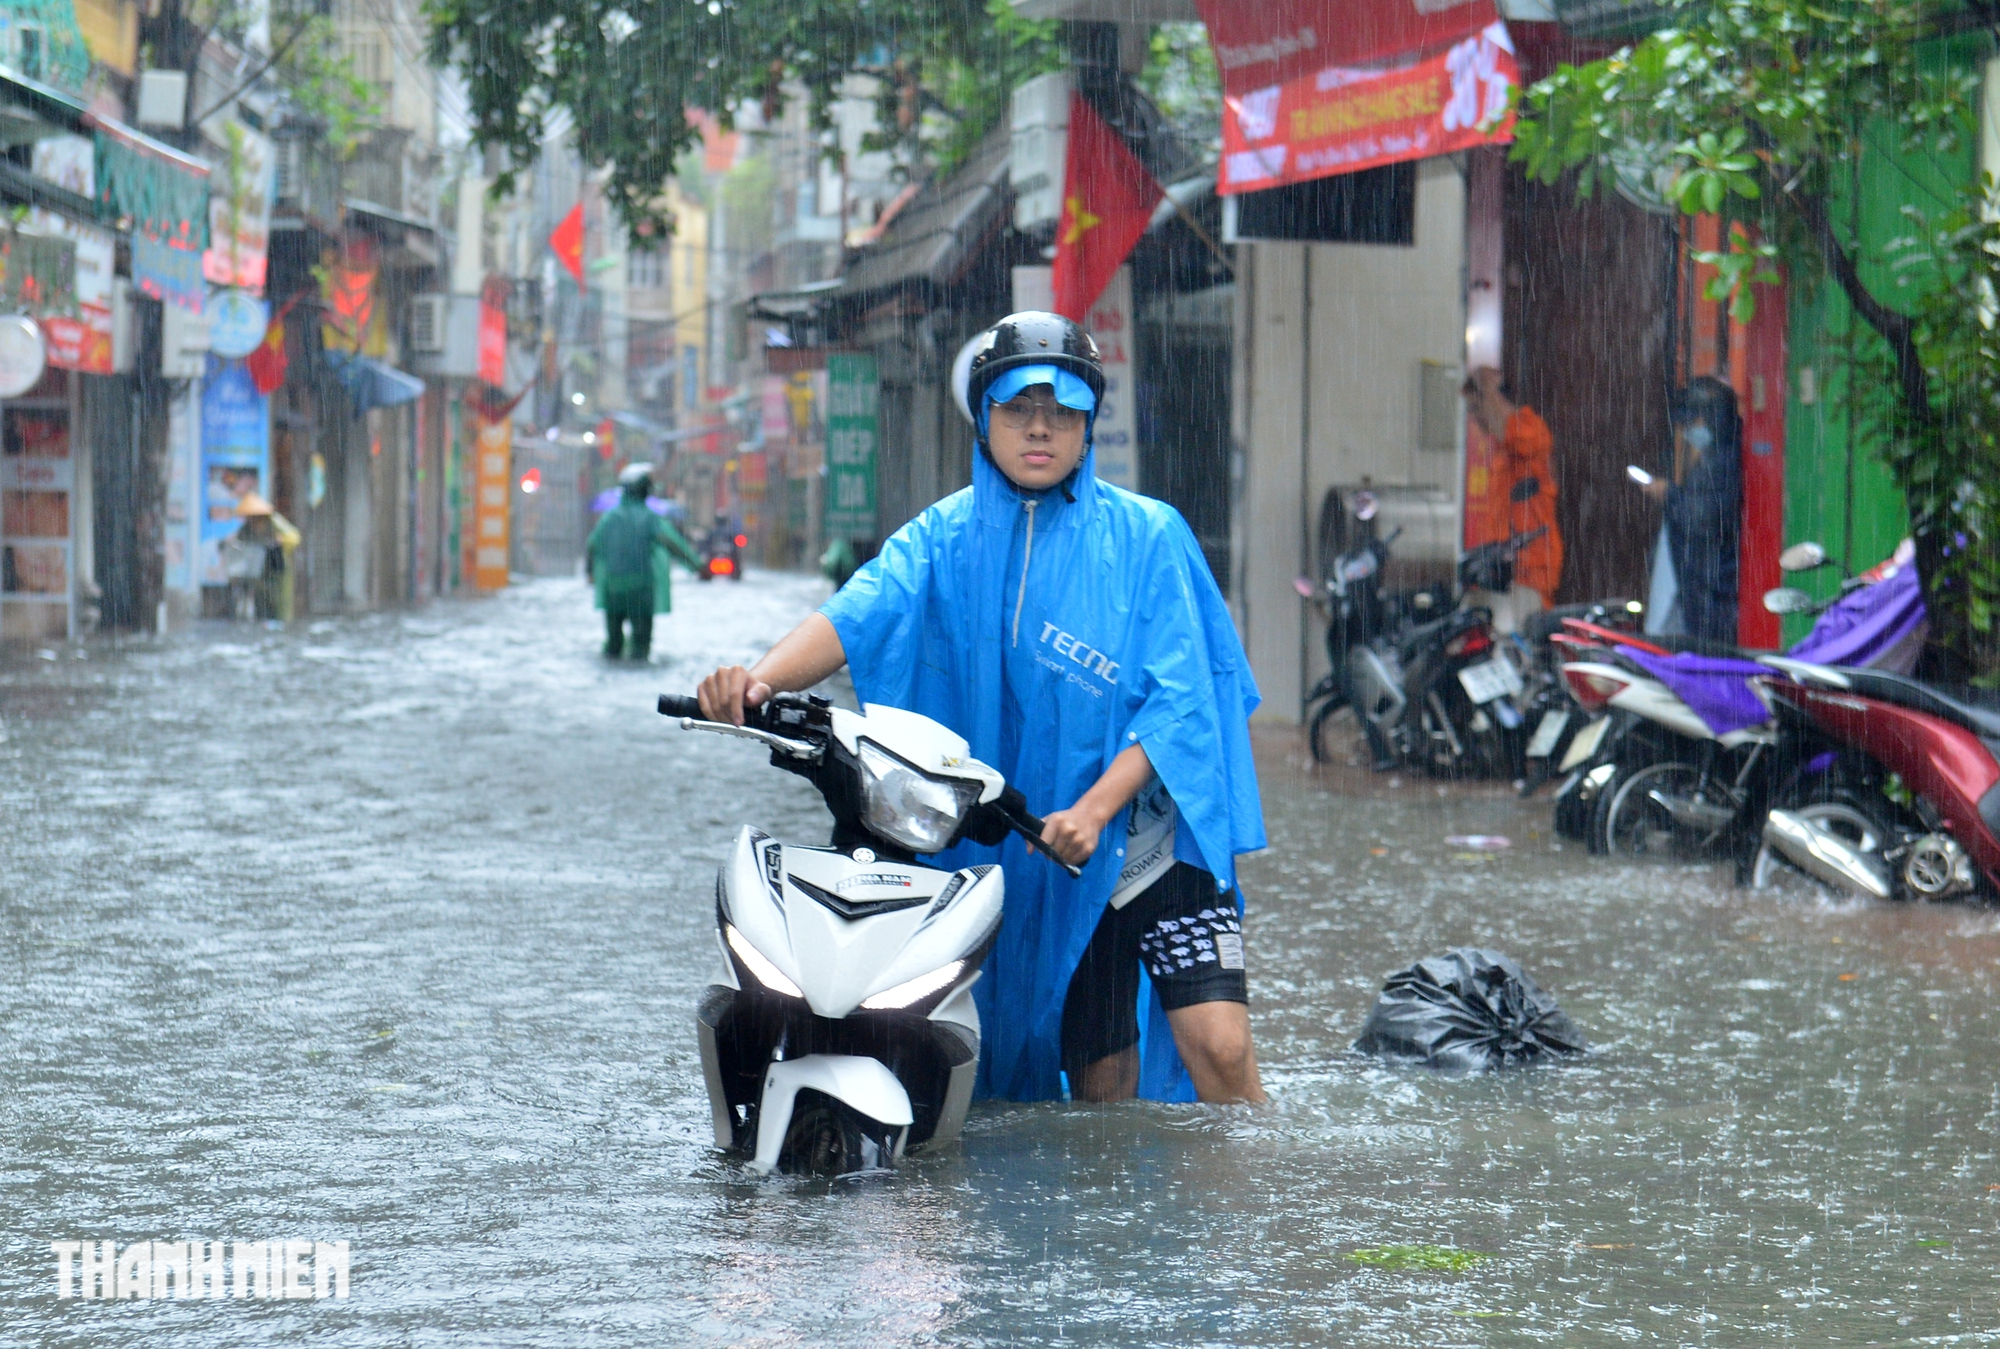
[1354,948,1587,1072]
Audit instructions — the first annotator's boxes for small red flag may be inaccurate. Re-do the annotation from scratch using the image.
[1052,94,1163,321]
[246,303,294,394]
[550,204,585,284]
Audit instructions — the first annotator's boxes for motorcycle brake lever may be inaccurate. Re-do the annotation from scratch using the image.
[674,717,821,760]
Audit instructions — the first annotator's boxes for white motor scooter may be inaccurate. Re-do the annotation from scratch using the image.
[658,691,1073,1177]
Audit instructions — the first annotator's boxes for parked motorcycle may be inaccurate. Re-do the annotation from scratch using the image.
[1299,486,1546,779]
[1549,540,1934,868]
[1753,663,1999,901]
[1298,489,1441,765]
[1512,598,1646,793]
[1554,644,1778,859]
[657,691,1071,1176]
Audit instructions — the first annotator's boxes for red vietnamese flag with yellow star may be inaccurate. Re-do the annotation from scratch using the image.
[1052,93,1163,321]
[550,203,585,284]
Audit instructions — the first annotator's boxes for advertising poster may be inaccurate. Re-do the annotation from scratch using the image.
[824,353,878,540]
[198,356,270,585]
[203,122,274,292]
[34,218,113,373]
[473,409,512,589]
[321,237,386,358]
[134,235,206,313]
[760,375,791,447]
[26,142,114,373]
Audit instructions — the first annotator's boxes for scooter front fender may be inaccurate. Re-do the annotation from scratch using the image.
[749,1054,914,1175]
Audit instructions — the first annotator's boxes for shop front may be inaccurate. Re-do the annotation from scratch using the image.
[1191,0,1521,718]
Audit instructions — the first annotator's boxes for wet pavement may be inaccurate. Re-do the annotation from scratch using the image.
[5,570,2000,1345]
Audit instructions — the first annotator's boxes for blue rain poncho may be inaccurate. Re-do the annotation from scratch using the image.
[821,390,1265,1102]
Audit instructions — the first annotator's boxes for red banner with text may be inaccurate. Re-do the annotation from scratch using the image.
[1197,0,1518,193]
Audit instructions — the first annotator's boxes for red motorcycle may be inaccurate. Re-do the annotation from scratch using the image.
[1755,664,2000,901]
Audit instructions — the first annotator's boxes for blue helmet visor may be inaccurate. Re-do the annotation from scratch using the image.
[979,364,1097,437]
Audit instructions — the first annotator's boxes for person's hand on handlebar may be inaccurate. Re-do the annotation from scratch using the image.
[697,666,772,726]
[693,615,849,727]
[1035,741,1156,869]
[1038,803,1109,868]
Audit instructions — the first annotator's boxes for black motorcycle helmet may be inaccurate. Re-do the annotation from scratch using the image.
[959,311,1106,441]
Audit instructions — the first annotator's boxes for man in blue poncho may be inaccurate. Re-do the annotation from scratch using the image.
[698,312,1267,1104]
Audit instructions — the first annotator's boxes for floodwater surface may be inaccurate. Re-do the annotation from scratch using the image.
[3,572,1998,1346]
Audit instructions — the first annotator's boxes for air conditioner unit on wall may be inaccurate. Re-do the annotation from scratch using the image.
[410,294,446,353]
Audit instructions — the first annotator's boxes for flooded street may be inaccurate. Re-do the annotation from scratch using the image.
[6,572,2000,1345]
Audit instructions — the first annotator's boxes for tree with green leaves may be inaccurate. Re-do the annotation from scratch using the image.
[144,0,381,152]
[1513,0,2000,678]
[424,0,1061,241]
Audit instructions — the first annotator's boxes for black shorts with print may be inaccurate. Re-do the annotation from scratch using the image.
[1060,862,1248,1074]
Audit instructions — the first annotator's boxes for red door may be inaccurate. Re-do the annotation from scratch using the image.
[1735,268,1787,649]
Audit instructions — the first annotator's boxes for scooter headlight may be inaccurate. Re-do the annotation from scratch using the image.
[860,959,968,1011]
[856,740,982,854]
[724,923,802,999]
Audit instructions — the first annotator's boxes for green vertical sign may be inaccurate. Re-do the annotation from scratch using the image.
[825,353,878,540]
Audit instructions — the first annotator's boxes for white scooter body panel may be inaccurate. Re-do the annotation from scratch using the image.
[718,828,1004,1019]
[701,823,1001,1162]
[749,1055,914,1175]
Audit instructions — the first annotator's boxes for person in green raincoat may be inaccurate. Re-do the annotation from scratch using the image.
[586,463,704,660]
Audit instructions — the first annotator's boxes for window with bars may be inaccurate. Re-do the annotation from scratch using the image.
[627,250,664,289]
[341,28,390,87]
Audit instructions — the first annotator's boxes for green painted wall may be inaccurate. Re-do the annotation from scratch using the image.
[1779,39,1984,642]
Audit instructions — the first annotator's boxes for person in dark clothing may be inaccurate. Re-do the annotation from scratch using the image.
[586,463,704,660]
[1637,377,1741,643]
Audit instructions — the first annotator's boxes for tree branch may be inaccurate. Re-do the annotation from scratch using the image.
[1787,185,1930,419]
[190,16,317,127]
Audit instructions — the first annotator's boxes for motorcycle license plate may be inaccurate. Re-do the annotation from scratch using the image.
[1458,658,1524,705]
[1524,709,1570,758]
[1557,714,1612,772]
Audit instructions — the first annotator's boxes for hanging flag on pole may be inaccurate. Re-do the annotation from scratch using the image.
[245,292,304,394]
[1051,94,1163,321]
[550,203,585,284]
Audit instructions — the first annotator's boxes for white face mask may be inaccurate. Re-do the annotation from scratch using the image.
[1684,424,1714,453]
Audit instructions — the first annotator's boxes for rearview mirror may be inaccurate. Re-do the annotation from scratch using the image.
[1779,541,1828,572]
[1763,587,1815,615]
[1510,476,1541,503]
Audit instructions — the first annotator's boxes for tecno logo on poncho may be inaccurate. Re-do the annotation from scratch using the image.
[1037,622,1120,685]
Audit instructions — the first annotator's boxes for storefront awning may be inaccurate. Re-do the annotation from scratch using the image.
[89,113,210,247]
[325,350,425,415]
[837,127,1012,304]
[1194,0,1522,193]
[0,65,88,146]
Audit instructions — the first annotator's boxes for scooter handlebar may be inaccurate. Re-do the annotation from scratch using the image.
[663,694,1084,876]
[994,786,1084,878]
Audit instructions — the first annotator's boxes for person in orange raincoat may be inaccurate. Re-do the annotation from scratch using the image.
[1461,368,1563,626]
